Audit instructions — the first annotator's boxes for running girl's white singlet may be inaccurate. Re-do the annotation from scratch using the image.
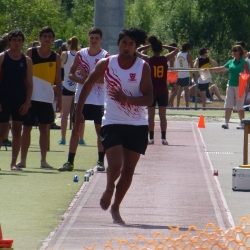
[63,51,76,92]
[102,55,148,126]
[175,51,190,78]
[74,48,109,105]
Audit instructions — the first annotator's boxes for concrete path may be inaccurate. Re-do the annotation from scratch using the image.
[41,121,234,250]
[200,121,250,224]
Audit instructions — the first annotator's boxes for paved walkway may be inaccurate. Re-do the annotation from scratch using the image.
[41,121,234,250]
[200,121,250,224]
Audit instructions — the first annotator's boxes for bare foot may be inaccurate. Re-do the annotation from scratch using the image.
[111,206,125,225]
[100,189,114,210]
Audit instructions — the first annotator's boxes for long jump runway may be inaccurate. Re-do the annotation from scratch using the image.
[41,121,234,250]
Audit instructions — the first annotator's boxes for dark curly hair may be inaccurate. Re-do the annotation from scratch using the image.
[148,35,162,54]
[117,28,147,47]
[8,30,25,42]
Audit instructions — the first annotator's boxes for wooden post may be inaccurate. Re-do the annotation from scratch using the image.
[242,120,250,166]
[243,126,248,165]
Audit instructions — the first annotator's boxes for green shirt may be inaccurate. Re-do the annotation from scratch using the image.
[224,57,247,87]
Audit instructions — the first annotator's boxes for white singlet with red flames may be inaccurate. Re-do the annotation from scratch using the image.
[74,47,109,105]
[102,55,148,126]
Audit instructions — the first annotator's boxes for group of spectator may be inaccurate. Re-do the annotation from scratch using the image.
[1,26,250,224]
[0,27,61,171]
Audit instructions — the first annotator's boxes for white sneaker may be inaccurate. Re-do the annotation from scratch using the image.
[148,139,154,145]
[16,162,26,168]
[237,123,244,129]
[96,161,105,172]
[162,139,169,145]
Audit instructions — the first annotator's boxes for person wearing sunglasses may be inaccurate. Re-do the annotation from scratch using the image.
[208,45,249,129]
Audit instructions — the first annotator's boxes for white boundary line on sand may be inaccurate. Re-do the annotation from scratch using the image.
[193,123,235,228]
[40,168,99,250]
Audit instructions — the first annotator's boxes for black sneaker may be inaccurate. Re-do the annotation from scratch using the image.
[51,123,61,130]
[96,161,105,172]
[2,139,12,147]
[58,162,74,172]
[221,123,229,129]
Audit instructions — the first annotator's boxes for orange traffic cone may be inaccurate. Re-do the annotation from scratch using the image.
[198,115,205,128]
[0,225,13,249]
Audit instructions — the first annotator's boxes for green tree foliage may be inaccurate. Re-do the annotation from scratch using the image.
[62,0,74,15]
[126,0,155,32]
[69,0,94,46]
[59,0,94,46]
[125,0,250,63]
[195,0,250,59]
[0,0,63,46]
[125,0,250,90]
[0,0,250,65]
[0,0,94,48]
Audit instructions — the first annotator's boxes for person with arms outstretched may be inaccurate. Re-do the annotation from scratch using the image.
[208,45,249,129]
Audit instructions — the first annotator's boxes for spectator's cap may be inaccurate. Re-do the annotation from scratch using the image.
[54,39,64,49]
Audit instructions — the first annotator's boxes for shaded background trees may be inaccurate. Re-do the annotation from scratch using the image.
[125,0,250,89]
[0,0,250,62]
[126,0,250,63]
[0,0,94,47]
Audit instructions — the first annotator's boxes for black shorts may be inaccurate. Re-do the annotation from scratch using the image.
[82,104,104,125]
[0,100,26,122]
[23,101,54,126]
[177,77,190,87]
[198,82,210,92]
[100,124,148,155]
[62,86,75,96]
[150,92,168,107]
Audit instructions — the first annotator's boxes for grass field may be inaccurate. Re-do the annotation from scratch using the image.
[0,109,241,250]
[0,121,98,250]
